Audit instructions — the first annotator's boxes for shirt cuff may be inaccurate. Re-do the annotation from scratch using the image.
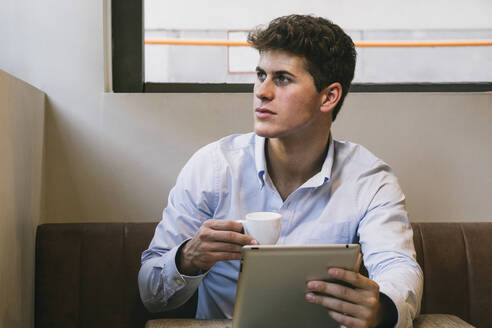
[379,292,398,327]
[378,283,416,328]
[141,240,207,312]
[165,239,208,293]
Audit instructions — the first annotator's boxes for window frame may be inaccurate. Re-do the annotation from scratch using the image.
[112,0,492,93]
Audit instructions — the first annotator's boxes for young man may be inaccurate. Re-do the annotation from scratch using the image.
[139,15,422,328]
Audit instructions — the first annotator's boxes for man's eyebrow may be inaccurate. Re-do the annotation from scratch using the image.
[273,70,295,77]
[255,66,295,77]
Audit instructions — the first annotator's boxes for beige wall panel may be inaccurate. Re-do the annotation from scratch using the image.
[44,92,492,223]
[333,93,492,222]
[45,93,254,222]
[0,70,45,328]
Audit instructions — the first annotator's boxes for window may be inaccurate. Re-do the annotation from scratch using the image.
[112,0,492,92]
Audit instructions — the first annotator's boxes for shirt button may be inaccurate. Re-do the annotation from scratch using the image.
[176,279,183,286]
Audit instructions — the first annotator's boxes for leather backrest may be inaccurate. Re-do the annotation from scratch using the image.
[35,223,196,328]
[411,222,492,328]
[35,222,492,328]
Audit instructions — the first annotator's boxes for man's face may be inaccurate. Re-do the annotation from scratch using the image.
[253,50,326,139]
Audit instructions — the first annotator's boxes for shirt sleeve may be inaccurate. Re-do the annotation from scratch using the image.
[138,143,219,312]
[357,163,423,328]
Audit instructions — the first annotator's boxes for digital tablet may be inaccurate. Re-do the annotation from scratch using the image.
[232,244,361,328]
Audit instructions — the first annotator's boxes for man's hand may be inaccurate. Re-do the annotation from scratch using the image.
[177,219,257,275]
[305,268,390,328]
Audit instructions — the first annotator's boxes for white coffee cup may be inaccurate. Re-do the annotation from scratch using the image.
[238,212,282,245]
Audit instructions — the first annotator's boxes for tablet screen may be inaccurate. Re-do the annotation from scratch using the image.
[233,244,361,328]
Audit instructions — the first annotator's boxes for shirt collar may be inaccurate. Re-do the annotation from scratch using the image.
[306,134,335,188]
[254,134,335,189]
[254,134,267,188]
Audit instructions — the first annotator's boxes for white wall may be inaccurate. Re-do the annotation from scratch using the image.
[0,70,45,328]
[146,0,492,30]
[0,0,105,222]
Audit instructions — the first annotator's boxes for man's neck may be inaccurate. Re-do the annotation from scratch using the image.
[266,131,331,201]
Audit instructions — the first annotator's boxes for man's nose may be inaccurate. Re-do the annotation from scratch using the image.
[254,79,274,101]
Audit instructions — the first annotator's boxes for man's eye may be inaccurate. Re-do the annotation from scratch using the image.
[274,75,291,85]
[256,71,266,80]
[278,75,290,83]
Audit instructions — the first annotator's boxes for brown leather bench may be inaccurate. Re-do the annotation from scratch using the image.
[35,222,492,328]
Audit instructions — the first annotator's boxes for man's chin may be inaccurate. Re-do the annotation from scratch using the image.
[254,128,277,139]
[254,122,281,138]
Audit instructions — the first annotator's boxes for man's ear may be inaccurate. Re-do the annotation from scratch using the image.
[320,82,342,114]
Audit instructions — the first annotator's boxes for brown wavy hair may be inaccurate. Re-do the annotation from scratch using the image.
[248,15,356,121]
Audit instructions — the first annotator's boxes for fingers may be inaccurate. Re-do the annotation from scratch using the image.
[326,310,367,328]
[200,227,256,246]
[201,241,244,253]
[201,219,257,245]
[306,272,379,308]
[209,251,243,262]
[305,268,383,327]
[307,280,361,305]
[195,251,243,265]
[327,268,379,293]
[203,219,244,233]
[305,287,377,328]
[182,219,258,272]
[305,291,361,313]
[181,239,244,273]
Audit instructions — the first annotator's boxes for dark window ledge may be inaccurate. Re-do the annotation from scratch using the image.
[143,82,492,93]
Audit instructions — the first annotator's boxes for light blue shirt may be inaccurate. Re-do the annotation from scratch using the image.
[139,133,422,328]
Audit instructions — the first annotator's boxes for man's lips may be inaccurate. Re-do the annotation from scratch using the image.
[255,107,276,119]
[255,107,276,115]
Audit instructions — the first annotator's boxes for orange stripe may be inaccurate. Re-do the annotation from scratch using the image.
[355,40,492,47]
[145,38,492,48]
[145,39,248,46]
